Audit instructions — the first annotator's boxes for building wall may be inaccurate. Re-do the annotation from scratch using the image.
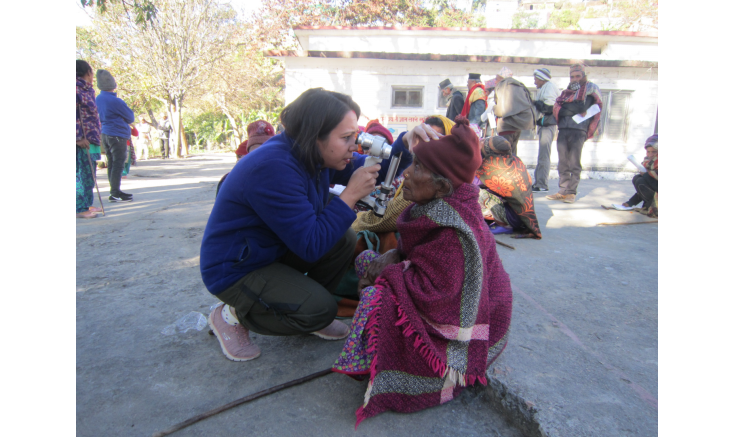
[283,57,657,174]
[603,42,659,61]
[307,35,592,59]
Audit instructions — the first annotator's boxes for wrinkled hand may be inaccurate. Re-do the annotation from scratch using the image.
[580,110,587,117]
[76,139,90,149]
[340,163,380,208]
[403,123,443,151]
[359,249,402,291]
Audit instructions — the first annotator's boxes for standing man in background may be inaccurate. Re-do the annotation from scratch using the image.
[546,64,603,204]
[96,69,135,202]
[158,113,172,159]
[441,79,465,121]
[493,67,536,156]
[531,68,560,192]
[461,73,487,127]
[136,115,152,161]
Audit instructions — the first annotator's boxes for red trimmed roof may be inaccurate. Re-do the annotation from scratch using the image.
[264,50,658,68]
[293,26,658,38]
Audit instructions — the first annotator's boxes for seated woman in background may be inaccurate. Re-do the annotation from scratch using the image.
[218,120,276,196]
[333,116,513,426]
[621,135,658,218]
[475,136,543,239]
[423,115,455,136]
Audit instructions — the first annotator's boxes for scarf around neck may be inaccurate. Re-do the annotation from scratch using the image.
[460,83,487,118]
[553,77,604,139]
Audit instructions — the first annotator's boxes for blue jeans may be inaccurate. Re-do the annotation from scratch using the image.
[101,133,129,196]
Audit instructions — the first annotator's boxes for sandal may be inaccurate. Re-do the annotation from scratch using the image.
[88,206,103,213]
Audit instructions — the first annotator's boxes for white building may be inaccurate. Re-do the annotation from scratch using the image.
[267,26,658,176]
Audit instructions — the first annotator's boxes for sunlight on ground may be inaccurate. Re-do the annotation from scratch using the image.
[544,185,652,229]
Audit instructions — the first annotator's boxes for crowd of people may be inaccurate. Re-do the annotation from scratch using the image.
[77,59,657,424]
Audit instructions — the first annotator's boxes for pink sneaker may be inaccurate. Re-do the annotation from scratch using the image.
[311,319,349,340]
[208,305,261,362]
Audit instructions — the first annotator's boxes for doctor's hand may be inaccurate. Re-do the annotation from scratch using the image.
[339,163,381,209]
[403,123,443,152]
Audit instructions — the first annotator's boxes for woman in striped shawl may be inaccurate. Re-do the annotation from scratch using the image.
[333,116,513,426]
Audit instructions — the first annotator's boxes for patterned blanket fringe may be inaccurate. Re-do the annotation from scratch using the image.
[356,286,386,428]
[393,299,487,388]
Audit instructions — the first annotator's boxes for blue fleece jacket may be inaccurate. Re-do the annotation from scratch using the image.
[200,131,412,295]
[96,91,135,139]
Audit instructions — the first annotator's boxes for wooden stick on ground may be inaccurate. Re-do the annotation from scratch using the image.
[597,221,658,226]
[495,240,516,250]
[151,368,334,437]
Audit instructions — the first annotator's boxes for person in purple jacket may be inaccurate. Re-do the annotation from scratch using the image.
[76,60,103,219]
[201,88,441,362]
[95,69,135,202]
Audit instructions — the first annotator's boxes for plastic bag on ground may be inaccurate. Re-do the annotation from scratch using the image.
[161,311,207,336]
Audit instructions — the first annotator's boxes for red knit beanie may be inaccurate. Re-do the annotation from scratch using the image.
[413,115,482,188]
[246,120,275,152]
[365,119,394,144]
[235,140,249,156]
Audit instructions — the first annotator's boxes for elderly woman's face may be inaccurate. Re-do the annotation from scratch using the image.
[402,160,442,206]
[318,110,359,170]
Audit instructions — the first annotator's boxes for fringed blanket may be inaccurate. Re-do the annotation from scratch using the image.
[476,141,542,239]
[333,183,513,426]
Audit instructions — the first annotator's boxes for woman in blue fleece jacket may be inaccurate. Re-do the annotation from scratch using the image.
[201,88,441,362]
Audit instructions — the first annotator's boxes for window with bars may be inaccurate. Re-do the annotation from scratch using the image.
[392,86,424,108]
[590,90,631,142]
[437,86,468,108]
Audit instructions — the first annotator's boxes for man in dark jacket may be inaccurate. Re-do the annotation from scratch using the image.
[531,68,560,192]
[546,64,603,204]
[96,69,135,202]
[441,79,464,121]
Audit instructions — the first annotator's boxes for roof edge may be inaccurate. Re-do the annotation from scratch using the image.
[264,50,658,68]
[293,26,658,38]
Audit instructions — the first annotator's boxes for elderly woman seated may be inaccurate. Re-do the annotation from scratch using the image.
[332,116,513,425]
[475,136,543,239]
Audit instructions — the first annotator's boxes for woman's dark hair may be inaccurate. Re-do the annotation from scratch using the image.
[280,88,361,176]
[77,60,93,78]
[424,117,445,135]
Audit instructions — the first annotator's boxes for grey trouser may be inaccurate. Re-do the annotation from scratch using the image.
[100,133,129,196]
[500,131,521,156]
[534,125,557,190]
[556,129,587,195]
[214,229,357,336]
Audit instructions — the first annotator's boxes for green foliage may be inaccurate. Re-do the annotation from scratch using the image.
[512,11,541,29]
[549,8,581,29]
[80,0,157,24]
[183,109,281,152]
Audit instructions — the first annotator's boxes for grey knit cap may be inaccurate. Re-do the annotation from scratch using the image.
[96,69,117,91]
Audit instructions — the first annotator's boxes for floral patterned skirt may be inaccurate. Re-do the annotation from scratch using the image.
[332,250,382,375]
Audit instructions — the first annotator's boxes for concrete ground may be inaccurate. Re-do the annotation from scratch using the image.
[76,153,657,436]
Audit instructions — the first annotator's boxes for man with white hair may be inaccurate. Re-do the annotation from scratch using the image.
[531,68,560,192]
[492,67,536,156]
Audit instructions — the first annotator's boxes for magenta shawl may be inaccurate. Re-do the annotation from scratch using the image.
[357,183,513,425]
